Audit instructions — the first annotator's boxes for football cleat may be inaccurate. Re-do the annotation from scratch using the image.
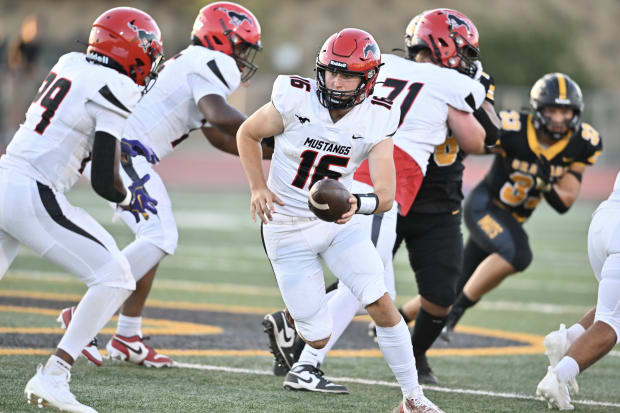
[283,363,349,394]
[25,364,97,413]
[543,324,579,395]
[106,334,173,368]
[368,321,378,343]
[394,388,445,413]
[438,325,453,343]
[415,354,439,385]
[57,306,103,366]
[262,310,304,376]
[536,366,574,410]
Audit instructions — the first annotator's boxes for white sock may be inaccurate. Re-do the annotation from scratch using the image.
[376,317,418,396]
[554,356,580,384]
[117,314,142,337]
[567,323,586,345]
[43,355,71,375]
[57,285,131,361]
[297,286,361,367]
[122,239,165,282]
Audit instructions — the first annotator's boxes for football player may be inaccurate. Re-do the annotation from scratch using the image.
[263,8,499,388]
[536,176,619,410]
[238,28,444,412]
[441,73,603,347]
[59,1,266,368]
[0,7,163,412]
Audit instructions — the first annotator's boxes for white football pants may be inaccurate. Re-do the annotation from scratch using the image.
[0,167,134,289]
[262,212,387,342]
[588,199,620,343]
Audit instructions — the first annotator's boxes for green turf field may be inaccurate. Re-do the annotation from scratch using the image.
[0,187,618,413]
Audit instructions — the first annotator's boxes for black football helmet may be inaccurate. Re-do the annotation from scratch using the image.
[530,72,584,140]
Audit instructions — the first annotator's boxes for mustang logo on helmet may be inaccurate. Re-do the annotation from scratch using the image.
[446,14,471,34]
[363,43,378,59]
[128,20,159,54]
[215,7,253,27]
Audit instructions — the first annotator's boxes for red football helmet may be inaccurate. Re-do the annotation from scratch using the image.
[316,28,381,110]
[406,9,480,77]
[191,2,262,83]
[87,7,163,87]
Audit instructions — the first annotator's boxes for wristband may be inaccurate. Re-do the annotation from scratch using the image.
[118,190,132,207]
[544,186,569,214]
[566,169,583,182]
[354,193,379,215]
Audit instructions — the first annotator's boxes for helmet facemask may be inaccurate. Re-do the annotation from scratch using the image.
[316,64,369,110]
[449,33,480,77]
[533,106,581,141]
[226,30,261,83]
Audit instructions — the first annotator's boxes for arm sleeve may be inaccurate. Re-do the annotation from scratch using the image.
[90,131,126,203]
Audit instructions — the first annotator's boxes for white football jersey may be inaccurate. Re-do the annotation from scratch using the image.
[268,75,399,217]
[607,171,620,202]
[123,45,241,160]
[0,53,140,193]
[374,54,485,175]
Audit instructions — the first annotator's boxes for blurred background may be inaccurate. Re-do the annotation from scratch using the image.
[0,0,618,193]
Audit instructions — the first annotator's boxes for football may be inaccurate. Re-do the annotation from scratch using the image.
[308,178,351,222]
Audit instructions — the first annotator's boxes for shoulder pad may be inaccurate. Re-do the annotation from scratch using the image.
[271,75,314,115]
[578,122,603,164]
[87,73,141,118]
[498,110,526,133]
[188,47,241,93]
[440,68,485,112]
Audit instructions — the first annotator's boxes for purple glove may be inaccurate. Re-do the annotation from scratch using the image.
[121,138,159,164]
[127,174,158,223]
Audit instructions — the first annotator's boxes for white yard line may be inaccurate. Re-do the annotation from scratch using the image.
[174,362,620,409]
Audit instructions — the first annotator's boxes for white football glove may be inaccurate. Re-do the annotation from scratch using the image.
[473,60,483,81]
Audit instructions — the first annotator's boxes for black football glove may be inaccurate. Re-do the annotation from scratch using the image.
[535,155,552,192]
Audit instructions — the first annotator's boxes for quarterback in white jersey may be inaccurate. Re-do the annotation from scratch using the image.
[0,8,163,413]
[283,8,497,393]
[71,2,265,368]
[238,28,444,412]
[536,171,620,410]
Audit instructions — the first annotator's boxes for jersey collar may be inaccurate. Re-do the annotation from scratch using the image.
[526,114,572,161]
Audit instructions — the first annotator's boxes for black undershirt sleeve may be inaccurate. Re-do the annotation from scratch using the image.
[91,131,125,203]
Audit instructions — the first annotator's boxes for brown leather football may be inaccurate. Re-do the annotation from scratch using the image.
[308,178,351,222]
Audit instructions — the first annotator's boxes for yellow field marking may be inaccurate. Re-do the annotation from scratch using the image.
[2,271,282,297]
[0,290,277,314]
[0,290,545,357]
[0,305,222,335]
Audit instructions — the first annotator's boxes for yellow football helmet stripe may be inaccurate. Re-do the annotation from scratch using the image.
[556,73,567,101]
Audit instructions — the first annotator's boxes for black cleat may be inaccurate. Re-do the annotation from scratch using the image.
[283,363,349,394]
[262,310,304,376]
[415,354,439,385]
[438,325,453,343]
